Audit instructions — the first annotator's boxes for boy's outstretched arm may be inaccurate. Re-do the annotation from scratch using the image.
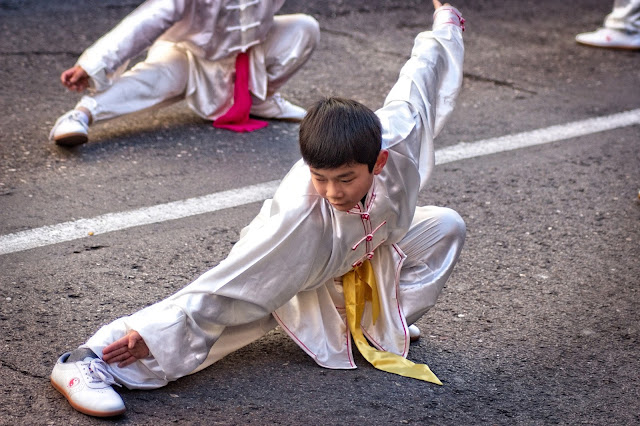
[378,0,464,189]
[102,330,150,368]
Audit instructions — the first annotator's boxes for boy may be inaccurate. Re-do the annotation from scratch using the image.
[49,0,320,146]
[51,1,466,417]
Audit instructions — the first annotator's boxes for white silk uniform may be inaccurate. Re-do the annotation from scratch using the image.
[73,0,320,121]
[604,0,640,33]
[84,7,466,389]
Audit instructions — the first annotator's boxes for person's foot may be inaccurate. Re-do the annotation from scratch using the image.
[51,352,125,417]
[408,324,421,342]
[575,28,640,50]
[250,93,306,122]
[49,110,90,146]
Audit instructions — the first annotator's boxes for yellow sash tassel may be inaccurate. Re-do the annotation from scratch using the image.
[342,260,442,385]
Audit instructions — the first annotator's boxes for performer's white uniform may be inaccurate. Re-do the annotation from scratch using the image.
[604,0,640,33]
[84,7,466,389]
[73,0,320,122]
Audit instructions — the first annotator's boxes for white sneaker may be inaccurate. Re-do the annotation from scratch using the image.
[49,110,89,146]
[575,28,640,50]
[408,324,421,342]
[51,352,125,417]
[250,93,307,122]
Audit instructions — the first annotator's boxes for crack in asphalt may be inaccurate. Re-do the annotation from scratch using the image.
[463,72,538,94]
[0,51,79,57]
[0,358,48,380]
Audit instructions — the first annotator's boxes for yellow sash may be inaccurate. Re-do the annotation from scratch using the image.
[342,260,442,385]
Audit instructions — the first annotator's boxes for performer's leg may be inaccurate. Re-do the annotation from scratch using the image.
[575,0,640,49]
[189,315,278,374]
[249,14,320,121]
[397,206,466,326]
[259,14,320,95]
[82,43,190,122]
[50,43,190,145]
[51,313,276,417]
[605,0,640,33]
[81,314,277,390]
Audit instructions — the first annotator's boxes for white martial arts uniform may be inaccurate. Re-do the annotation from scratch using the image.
[84,6,466,389]
[604,0,640,33]
[73,0,320,122]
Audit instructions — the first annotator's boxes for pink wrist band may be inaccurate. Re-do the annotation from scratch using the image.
[433,6,465,31]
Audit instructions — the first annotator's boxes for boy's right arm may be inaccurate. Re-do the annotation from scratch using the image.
[102,330,150,368]
[60,65,89,92]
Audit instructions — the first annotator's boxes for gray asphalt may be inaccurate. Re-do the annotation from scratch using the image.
[1,0,639,424]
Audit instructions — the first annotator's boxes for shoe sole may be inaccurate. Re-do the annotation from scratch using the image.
[50,377,126,417]
[575,40,640,50]
[249,114,304,123]
[54,132,88,147]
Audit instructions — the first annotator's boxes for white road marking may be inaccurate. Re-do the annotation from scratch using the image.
[434,108,640,164]
[1,109,639,256]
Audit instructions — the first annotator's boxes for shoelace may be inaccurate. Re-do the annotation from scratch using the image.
[85,358,121,387]
[68,110,87,123]
[271,93,286,108]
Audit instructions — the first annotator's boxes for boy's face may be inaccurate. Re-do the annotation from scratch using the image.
[309,150,388,212]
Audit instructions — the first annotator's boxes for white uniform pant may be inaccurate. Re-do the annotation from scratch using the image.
[84,205,465,389]
[605,0,640,32]
[76,14,320,122]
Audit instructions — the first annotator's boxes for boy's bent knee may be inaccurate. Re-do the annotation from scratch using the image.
[414,206,466,239]
[439,207,466,241]
[276,14,321,45]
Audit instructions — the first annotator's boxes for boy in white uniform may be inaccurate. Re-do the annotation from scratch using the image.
[51,0,466,418]
[49,0,320,146]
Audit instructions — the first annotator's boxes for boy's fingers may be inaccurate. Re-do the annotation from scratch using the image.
[128,333,140,349]
[118,356,136,368]
[103,335,130,354]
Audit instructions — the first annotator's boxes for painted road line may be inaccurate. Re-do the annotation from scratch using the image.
[1,108,639,256]
[0,181,280,256]
[435,108,640,164]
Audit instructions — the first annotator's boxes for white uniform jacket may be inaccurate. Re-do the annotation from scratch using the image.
[122,7,465,381]
[76,0,286,117]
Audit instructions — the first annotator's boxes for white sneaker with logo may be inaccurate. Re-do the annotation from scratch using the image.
[51,352,125,417]
[575,28,640,50]
[250,93,307,122]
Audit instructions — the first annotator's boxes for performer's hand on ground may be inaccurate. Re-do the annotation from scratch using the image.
[102,330,150,368]
[60,65,89,92]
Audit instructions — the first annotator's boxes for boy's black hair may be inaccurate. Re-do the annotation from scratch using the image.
[299,97,382,172]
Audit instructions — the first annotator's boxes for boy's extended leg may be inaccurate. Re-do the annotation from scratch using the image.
[397,206,466,329]
[50,43,189,146]
[51,314,276,416]
[249,14,320,121]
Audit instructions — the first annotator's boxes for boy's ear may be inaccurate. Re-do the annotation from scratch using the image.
[373,150,388,175]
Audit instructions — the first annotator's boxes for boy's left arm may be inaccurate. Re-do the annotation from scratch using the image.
[378,3,464,188]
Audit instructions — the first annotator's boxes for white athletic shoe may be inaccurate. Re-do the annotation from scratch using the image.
[575,28,640,50]
[51,352,125,417]
[408,324,421,342]
[250,93,307,122]
[49,110,89,146]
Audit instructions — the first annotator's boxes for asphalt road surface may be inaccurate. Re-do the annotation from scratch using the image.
[1,0,639,424]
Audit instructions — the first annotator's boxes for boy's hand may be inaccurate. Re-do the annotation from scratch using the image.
[102,330,150,368]
[432,0,451,9]
[61,65,89,92]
